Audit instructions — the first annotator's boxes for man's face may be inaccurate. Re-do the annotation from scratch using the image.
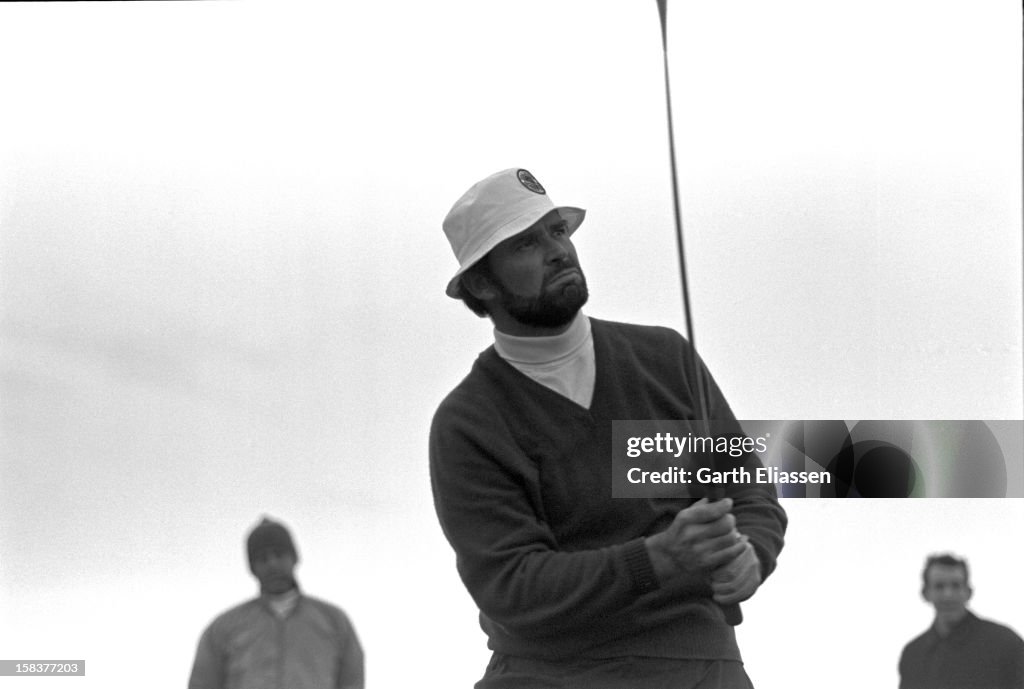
[923,564,971,626]
[250,548,297,595]
[484,210,589,330]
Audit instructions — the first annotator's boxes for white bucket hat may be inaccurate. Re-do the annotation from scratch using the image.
[442,168,585,298]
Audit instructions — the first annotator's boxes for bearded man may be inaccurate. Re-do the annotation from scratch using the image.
[429,168,787,689]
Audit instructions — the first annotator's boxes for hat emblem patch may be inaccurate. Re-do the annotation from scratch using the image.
[517,169,546,195]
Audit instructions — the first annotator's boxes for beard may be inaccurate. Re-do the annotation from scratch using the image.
[497,268,590,329]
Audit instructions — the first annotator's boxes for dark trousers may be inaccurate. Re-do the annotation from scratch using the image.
[476,653,756,689]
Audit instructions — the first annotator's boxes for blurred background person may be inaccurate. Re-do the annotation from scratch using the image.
[899,553,1024,689]
[188,517,364,689]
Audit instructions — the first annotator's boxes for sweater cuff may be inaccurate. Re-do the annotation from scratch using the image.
[624,538,660,595]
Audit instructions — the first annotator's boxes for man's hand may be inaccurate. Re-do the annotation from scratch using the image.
[711,536,761,605]
[645,498,747,584]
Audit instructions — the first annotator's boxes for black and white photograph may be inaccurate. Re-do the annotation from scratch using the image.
[1,2,1021,687]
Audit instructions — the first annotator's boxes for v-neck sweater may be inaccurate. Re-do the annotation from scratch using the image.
[493,312,595,408]
[430,317,787,661]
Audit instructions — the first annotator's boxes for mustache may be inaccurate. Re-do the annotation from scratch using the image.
[544,266,583,285]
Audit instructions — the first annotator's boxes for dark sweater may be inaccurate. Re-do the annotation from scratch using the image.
[899,611,1024,689]
[429,318,787,660]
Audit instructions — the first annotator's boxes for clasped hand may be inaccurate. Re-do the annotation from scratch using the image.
[645,497,761,604]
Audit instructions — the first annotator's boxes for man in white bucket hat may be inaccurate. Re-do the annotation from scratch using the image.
[443,168,588,333]
[430,168,786,688]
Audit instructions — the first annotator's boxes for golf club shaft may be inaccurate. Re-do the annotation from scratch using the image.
[656,0,712,442]
[655,0,742,627]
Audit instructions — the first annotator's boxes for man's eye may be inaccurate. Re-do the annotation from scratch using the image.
[551,225,568,236]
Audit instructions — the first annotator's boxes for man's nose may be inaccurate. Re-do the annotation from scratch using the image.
[541,235,569,263]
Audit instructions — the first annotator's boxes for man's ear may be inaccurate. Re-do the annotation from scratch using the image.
[463,271,498,301]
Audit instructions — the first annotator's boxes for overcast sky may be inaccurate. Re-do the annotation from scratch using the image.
[1,1,1021,687]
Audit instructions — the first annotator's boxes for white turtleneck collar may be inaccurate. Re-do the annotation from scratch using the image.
[493,312,595,408]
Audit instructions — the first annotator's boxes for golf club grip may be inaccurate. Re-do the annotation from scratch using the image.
[705,485,742,625]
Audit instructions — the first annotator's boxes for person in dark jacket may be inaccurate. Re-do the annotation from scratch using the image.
[899,553,1024,689]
